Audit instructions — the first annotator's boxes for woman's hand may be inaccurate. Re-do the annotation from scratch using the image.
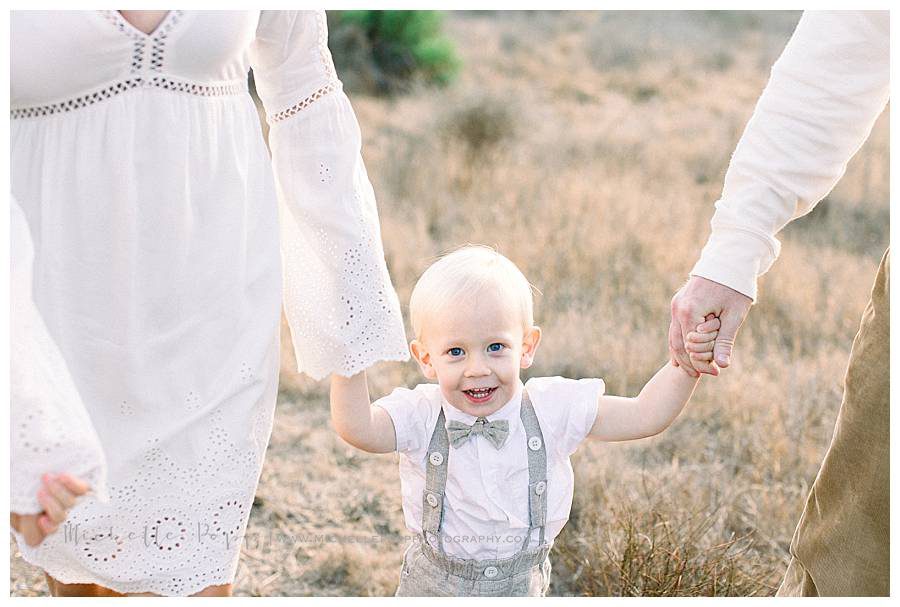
[11,473,90,546]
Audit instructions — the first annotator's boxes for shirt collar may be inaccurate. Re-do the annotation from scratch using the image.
[441,380,524,425]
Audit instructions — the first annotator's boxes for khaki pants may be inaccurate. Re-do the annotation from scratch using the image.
[777,248,890,597]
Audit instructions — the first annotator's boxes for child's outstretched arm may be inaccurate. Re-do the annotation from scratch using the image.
[330,372,397,454]
[588,316,720,442]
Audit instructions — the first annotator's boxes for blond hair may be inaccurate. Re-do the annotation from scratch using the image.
[409,245,535,340]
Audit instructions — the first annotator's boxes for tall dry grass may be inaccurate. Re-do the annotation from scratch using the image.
[11,11,889,596]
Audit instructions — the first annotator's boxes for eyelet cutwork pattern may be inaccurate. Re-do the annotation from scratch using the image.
[11,265,109,513]
[268,81,338,124]
[150,39,165,71]
[185,391,201,412]
[99,11,184,74]
[131,39,147,73]
[319,162,334,184]
[100,10,142,41]
[10,76,248,119]
[280,188,409,379]
[149,12,182,72]
[11,11,227,119]
[12,366,274,596]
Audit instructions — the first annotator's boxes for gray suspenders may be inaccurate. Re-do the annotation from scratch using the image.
[421,390,549,559]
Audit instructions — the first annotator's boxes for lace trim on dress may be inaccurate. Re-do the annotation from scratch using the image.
[10,76,248,119]
[131,38,148,73]
[267,12,340,124]
[150,13,182,72]
[11,350,278,596]
[100,10,147,42]
[269,82,338,123]
[99,11,184,74]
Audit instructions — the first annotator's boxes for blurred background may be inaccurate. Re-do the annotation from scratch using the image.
[12,10,889,596]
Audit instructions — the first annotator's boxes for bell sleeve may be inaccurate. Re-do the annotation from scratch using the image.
[10,194,109,514]
[248,10,409,380]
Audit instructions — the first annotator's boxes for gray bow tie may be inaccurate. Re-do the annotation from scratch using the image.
[446,417,509,449]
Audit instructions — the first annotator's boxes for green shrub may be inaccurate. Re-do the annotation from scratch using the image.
[328,11,460,95]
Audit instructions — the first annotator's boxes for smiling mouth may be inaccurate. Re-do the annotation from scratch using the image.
[463,387,497,403]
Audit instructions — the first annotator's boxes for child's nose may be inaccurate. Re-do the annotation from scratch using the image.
[463,356,491,377]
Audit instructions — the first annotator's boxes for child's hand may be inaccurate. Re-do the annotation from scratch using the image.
[686,314,721,372]
[11,473,90,546]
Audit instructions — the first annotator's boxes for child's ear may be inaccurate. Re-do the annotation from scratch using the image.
[520,326,542,369]
[410,340,437,380]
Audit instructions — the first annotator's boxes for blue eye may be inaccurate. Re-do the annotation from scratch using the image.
[448,347,464,357]
[487,343,504,353]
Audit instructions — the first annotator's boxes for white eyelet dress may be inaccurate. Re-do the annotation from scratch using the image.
[10,10,409,596]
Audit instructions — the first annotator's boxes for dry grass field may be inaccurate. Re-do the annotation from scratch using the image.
[11,11,889,596]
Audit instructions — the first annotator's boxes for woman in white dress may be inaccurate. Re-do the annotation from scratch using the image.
[10,10,409,596]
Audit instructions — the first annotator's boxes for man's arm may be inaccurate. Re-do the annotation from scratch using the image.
[672,11,889,375]
[330,372,397,453]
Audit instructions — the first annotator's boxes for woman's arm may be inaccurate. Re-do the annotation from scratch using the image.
[249,11,409,381]
[330,372,398,454]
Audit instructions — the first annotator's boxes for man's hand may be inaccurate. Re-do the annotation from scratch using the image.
[669,276,753,377]
[10,473,90,546]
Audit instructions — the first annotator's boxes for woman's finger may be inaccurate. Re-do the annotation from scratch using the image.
[37,489,67,525]
[43,476,77,510]
[690,351,714,362]
[55,473,90,496]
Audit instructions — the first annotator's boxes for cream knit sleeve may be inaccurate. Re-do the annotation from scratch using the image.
[691,11,889,301]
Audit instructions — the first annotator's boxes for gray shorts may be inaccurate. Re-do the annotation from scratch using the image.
[395,538,552,597]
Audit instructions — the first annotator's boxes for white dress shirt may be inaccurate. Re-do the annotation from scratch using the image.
[691,11,889,301]
[375,376,604,560]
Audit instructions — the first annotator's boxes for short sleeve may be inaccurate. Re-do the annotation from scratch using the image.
[248,11,409,380]
[11,194,109,514]
[526,376,603,458]
[373,384,442,454]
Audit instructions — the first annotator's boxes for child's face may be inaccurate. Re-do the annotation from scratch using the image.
[410,289,541,418]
